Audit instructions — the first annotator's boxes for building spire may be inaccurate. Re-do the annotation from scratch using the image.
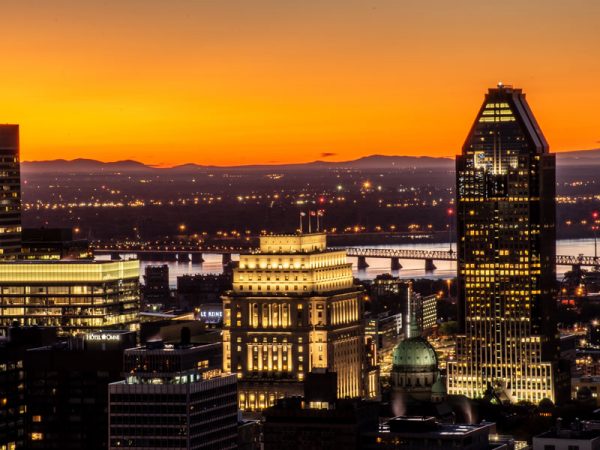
[407,310,421,339]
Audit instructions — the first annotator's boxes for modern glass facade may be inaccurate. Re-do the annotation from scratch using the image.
[0,125,22,258]
[447,85,560,403]
[0,260,140,337]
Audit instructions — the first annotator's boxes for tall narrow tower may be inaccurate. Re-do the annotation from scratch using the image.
[0,125,22,257]
[447,85,560,403]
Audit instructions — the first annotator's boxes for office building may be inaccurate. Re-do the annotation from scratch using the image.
[142,264,170,308]
[410,292,437,334]
[222,233,374,411]
[0,125,22,258]
[0,259,140,337]
[448,84,562,403]
[177,274,230,310]
[24,331,136,449]
[108,338,238,450]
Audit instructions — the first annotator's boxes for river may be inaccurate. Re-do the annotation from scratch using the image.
[105,238,598,288]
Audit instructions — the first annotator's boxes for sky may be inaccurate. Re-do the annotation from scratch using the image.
[1,0,599,166]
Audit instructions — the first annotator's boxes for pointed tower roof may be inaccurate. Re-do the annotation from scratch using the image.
[462,84,549,158]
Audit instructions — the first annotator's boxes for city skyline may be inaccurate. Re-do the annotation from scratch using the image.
[3,1,600,447]
[1,1,600,166]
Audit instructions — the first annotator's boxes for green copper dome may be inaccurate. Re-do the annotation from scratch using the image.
[392,337,438,371]
[392,319,438,371]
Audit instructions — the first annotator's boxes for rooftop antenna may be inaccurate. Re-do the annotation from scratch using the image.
[299,212,306,233]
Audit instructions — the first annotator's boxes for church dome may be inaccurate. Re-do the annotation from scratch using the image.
[392,319,438,372]
[392,336,438,371]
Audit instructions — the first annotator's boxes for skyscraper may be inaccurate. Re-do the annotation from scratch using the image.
[447,84,561,403]
[0,125,22,258]
[222,233,376,411]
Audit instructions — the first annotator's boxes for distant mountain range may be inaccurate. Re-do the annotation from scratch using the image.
[21,149,600,174]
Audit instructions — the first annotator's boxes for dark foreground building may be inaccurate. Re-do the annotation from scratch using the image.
[362,416,511,450]
[0,327,57,450]
[262,370,379,450]
[108,338,238,450]
[24,330,136,449]
[448,84,563,403]
[263,397,379,450]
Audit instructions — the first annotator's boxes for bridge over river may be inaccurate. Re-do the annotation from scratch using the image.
[94,244,599,272]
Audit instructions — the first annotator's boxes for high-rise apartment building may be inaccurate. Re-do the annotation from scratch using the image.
[447,84,561,403]
[0,260,140,337]
[223,233,375,411]
[0,125,22,258]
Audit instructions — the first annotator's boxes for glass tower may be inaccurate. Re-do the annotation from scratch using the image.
[0,125,22,258]
[447,85,560,403]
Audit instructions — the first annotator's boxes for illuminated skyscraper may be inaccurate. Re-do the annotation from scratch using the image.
[447,84,561,403]
[222,233,376,411]
[0,125,22,258]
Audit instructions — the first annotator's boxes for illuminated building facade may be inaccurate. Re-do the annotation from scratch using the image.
[222,233,374,411]
[447,85,560,403]
[410,293,437,334]
[0,260,140,337]
[0,125,22,258]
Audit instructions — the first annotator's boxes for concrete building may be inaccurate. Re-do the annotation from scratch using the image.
[0,259,140,337]
[108,338,238,450]
[222,232,376,411]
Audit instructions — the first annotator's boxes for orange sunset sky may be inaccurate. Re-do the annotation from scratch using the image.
[1,0,599,166]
